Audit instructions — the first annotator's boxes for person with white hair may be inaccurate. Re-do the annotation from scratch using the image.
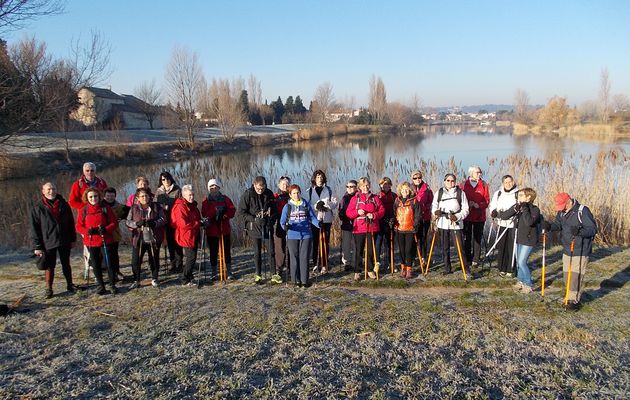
[171,184,202,286]
[459,165,490,267]
[68,162,108,209]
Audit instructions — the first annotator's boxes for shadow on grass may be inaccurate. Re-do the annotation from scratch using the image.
[583,265,630,304]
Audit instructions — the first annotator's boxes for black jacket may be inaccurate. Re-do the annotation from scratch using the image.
[239,186,277,239]
[30,195,76,250]
[507,203,542,247]
[338,193,354,231]
[549,200,597,257]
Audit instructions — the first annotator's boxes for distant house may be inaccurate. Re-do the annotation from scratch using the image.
[71,87,167,129]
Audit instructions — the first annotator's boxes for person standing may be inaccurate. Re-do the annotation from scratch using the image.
[502,188,542,294]
[431,173,470,276]
[346,177,385,280]
[411,170,433,266]
[75,188,118,295]
[460,166,490,267]
[68,162,108,210]
[393,182,422,279]
[489,175,519,277]
[126,176,150,207]
[126,188,167,288]
[155,171,183,274]
[376,177,397,273]
[103,187,129,283]
[542,192,597,311]
[338,180,358,271]
[272,176,291,283]
[306,170,337,274]
[170,185,201,286]
[239,176,277,283]
[30,182,77,298]
[280,184,320,287]
[201,178,237,280]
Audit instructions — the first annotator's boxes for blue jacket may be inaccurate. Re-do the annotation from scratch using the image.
[549,200,597,257]
[280,199,320,240]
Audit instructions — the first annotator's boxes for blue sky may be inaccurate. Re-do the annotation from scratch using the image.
[5,0,630,107]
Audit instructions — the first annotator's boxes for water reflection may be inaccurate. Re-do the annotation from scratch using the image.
[2,128,628,249]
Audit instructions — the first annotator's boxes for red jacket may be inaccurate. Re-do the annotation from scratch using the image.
[346,192,385,234]
[171,197,201,248]
[413,181,434,222]
[460,178,490,222]
[68,176,108,209]
[379,190,397,220]
[201,194,236,237]
[75,203,117,246]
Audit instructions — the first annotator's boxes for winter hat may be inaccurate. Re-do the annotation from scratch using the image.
[207,178,222,190]
[555,192,571,211]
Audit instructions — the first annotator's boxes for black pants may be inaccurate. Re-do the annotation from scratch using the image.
[207,235,231,276]
[273,232,287,276]
[43,245,73,288]
[182,247,197,282]
[165,225,183,270]
[495,226,516,273]
[341,229,354,269]
[110,241,120,276]
[416,221,430,260]
[131,242,160,281]
[253,237,274,276]
[439,229,467,271]
[397,232,416,266]
[87,245,115,288]
[354,232,377,273]
[311,223,331,267]
[463,221,484,264]
[376,224,395,269]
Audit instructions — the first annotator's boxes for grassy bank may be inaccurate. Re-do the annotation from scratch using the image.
[1,244,628,398]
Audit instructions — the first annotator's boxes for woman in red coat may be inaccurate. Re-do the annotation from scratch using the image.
[460,165,490,267]
[75,188,118,295]
[171,184,201,286]
[201,178,236,280]
[346,177,385,280]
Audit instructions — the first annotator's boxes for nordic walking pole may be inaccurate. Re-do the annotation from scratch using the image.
[219,234,224,282]
[390,229,395,275]
[321,227,328,272]
[100,232,113,286]
[564,237,576,306]
[370,227,379,280]
[453,230,468,282]
[426,227,437,276]
[484,224,510,257]
[364,233,368,281]
[541,230,547,297]
[198,227,205,288]
[414,234,425,275]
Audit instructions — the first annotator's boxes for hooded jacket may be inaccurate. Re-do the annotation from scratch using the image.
[30,194,76,251]
[345,192,385,234]
[170,197,201,248]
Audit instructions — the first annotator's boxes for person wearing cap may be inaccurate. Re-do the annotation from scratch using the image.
[460,165,490,268]
[30,182,78,299]
[201,178,236,280]
[410,170,433,265]
[272,176,291,283]
[541,192,597,311]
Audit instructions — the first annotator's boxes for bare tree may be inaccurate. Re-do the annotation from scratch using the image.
[514,88,531,124]
[134,79,161,129]
[368,74,387,123]
[0,0,64,34]
[165,46,203,149]
[247,73,262,107]
[598,67,611,124]
[208,77,246,142]
[312,81,334,124]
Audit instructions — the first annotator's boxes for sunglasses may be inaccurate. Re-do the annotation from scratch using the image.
[346,185,356,188]
[280,176,291,180]
[412,176,421,180]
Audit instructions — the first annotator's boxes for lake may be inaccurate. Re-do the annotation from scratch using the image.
[4,126,628,249]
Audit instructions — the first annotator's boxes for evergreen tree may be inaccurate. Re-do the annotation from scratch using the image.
[294,95,306,113]
[284,96,294,114]
[239,89,250,115]
[271,96,285,123]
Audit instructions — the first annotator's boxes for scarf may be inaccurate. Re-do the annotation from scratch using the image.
[43,196,61,222]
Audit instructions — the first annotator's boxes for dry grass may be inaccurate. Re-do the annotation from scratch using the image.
[0,244,628,399]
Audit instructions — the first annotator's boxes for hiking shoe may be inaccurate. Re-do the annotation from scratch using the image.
[227,273,235,280]
[110,285,118,295]
[374,262,380,273]
[271,274,282,284]
[506,273,514,278]
[45,288,53,299]
[321,267,328,274]
[564,301,582,312]
[472,261,479,267]
[499,272,507,277]
[368,271,377,280]
[116,272,125,282]
[151,279,159,288]
[254,274,263,284]
[129,281,140,290]
[312,265,319,273]
[513,282,524,291]
[354,273,361,281]
[405,269,414,279]
[66,284,77,293]
[520,285,533,294]
[96,286,107,295]
[187,280,197,287]
[442,268,453,276]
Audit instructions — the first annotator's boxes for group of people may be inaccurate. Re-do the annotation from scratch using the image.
[30,162,597,310]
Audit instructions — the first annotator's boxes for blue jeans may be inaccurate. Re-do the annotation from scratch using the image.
[516,244,534,287]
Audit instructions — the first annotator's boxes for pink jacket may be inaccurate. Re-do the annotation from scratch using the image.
[345,192,385,233]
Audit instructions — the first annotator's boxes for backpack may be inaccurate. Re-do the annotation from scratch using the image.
[437,187,462,207]
[308,185,332,205]
[82,205,108,222]
[354,192,377,211]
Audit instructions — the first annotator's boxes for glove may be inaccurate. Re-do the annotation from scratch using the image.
[449,214,458,222]
[491,210,498,218]
[413,224,420,232]
[513,204,522,212]
[387,218,395,229]
[315,201,326,212]
[570,225,582,236]
[87,227,99,235]
[201,217,210,227]
[98,225,106,235]
[147,220,156,228]
[255,210,264,219]
[434,210,443,217]
[541,221,551,232]
[136,220,146,228]
[216,206,226,221]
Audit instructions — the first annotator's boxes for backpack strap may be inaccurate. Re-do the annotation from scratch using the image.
[577,204,584,224]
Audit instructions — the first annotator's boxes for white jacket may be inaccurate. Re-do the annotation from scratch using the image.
[306,185,338,224]
[431,187,469,230]
[489,187,519,228]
